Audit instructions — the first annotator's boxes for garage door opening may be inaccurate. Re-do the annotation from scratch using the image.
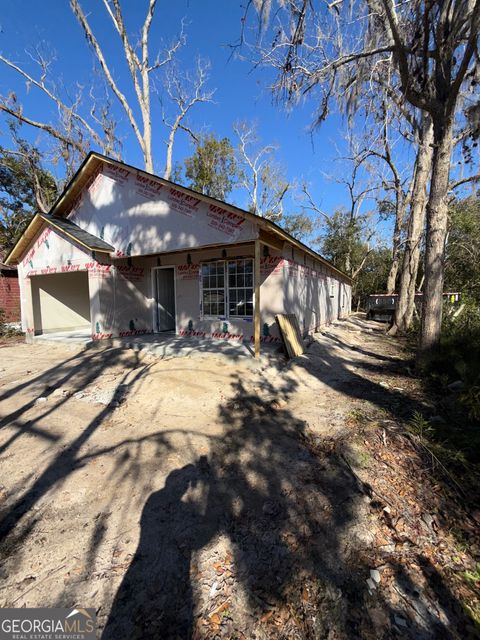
[31,271,91,335]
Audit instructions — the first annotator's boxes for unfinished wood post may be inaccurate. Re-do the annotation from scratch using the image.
[254,239,261,359]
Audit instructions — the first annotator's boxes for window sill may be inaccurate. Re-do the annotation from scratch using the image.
[201,316,253,321]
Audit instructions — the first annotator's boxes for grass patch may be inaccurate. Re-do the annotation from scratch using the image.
[464,564,480,589]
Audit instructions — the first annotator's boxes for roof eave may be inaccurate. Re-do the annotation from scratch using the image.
[4,214,43,266]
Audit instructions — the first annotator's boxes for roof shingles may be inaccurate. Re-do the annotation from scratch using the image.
[39,214,114,253]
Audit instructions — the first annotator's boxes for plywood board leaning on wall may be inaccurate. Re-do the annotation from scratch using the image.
[275,313,305,359]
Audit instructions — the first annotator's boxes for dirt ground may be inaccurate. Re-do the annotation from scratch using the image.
[0,315,478,639]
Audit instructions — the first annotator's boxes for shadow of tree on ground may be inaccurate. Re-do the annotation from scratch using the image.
[0,347,151,544]
[103,373,369,638]
[0,319,477,638]
[102,364,475,638]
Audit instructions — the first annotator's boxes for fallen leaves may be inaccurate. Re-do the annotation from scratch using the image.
[209,613,221,625]
[346,407,480,634]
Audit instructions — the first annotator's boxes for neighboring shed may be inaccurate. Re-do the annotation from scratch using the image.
[5,152,352,356]
[0,250,20,322]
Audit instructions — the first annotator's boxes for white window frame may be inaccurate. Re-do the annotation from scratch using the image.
[200,260,227,319]
[226,258,254,319]
[200,258,254,320]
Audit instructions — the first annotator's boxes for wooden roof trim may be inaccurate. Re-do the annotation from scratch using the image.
[5,215,43,266]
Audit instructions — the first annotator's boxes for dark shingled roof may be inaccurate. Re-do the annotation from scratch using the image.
[39,213,114,253]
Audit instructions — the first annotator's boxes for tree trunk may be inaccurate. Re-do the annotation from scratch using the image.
[345,251,351,277]
[141,60,153,174]
[386,192,405,294]
[164,125,176,180]
[143,132,153,174]
[389,118,433,335]
[386,252,399,294]
[140,82,153,173]
[418,116,454,360]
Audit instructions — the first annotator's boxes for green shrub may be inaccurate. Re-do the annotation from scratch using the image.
[408,411,435,438]
[461,386,480,421]
[416,300,480,498]
[429,300,480,390]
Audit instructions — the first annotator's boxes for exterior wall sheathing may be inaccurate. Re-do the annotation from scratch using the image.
[16,160,351,344]
[17,225,351,344]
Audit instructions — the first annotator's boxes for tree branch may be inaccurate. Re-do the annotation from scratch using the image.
[0,53,104,148]
[449,173,480,190]
[70,0,145,154]
[0,102,85,152]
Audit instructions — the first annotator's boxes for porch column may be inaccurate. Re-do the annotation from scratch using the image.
[254,238,261,359]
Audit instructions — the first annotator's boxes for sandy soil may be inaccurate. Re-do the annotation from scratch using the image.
[0,316,475,639]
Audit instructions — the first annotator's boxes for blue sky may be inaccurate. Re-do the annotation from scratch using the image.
[0,0,388,241]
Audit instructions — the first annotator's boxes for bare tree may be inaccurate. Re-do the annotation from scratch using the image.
[362,103,413,293]
[162,59,215,180]
[0,45,120,178]
[302,152,378,281]
[250,0,480,356]
[1,2,215,180]
[328,157,377,278]
[234,120,289,220]
[70,0,187,172]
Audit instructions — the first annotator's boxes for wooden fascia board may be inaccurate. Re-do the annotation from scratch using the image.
[110,240,257,261]
[4,215,43,265]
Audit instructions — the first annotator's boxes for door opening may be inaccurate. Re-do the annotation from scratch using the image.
[154,267,176,332]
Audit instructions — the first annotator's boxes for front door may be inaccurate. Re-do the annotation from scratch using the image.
[155,268,176,332]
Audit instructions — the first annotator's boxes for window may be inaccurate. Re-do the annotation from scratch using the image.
[201,262,225,316]
[228,259,253,317]
[201,259,254,318]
